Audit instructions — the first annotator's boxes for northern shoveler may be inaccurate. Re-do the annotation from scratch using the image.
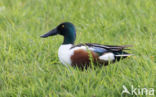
[41,22,132,69]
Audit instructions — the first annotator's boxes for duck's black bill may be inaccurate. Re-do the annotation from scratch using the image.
[40,28,58,38]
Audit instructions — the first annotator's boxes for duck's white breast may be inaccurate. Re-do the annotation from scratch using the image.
[58,44,73,66]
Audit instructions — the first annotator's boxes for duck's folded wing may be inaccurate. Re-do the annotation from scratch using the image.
[70,43,132,56]
[85,43,132,52]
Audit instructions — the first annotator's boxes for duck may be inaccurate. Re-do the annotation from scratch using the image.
[41,22,132,69]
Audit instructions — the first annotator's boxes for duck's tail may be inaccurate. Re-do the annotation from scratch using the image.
[114,51,133,61]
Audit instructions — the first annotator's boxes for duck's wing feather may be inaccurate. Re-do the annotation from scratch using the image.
[70,43,132,52]
[85,43,132,51]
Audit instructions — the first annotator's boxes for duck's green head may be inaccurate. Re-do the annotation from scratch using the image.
[41,22,76,44]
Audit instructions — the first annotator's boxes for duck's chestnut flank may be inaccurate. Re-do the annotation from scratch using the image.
[71,49,99,69]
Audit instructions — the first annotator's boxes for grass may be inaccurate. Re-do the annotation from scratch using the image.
[0,0,156,97]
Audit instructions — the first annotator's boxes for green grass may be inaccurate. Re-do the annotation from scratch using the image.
[0,0,156,97]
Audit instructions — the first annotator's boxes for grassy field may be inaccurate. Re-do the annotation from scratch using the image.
[0,0,156,97]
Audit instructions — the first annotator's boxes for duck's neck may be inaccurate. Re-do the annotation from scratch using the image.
[63,37,74,44]
[62,33,76,44]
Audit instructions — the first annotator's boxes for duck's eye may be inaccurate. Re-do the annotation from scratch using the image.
[62,25,64,28]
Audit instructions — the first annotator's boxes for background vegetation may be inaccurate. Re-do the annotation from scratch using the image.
[0,0,155,97]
